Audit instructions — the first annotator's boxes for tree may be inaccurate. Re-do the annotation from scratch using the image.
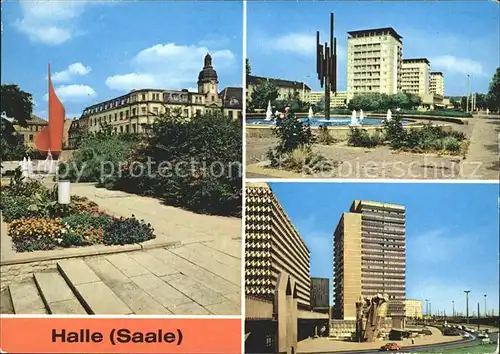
[486,67,500,111]
[0,84,34,126]
[0,119,26,161]
[250,80,279,110]
[246,58,251,75]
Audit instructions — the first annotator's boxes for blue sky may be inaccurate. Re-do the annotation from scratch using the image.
[1,1,242,119]
[268,182,499,316]
[248,1,499,96]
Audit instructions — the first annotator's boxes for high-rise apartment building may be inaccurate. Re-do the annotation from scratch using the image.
[405,299,423,319]
[307,91,348,109]
[401,58,430,97]
[346,28,403,100]
[430,72,445,96]
[333,200,406,328]
[245,183,311,307]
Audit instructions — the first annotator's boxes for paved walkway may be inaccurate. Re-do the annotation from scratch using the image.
[462,114,499,180]
[2,242,241,315]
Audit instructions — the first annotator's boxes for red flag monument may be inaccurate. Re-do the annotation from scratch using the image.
[34,64,65,158]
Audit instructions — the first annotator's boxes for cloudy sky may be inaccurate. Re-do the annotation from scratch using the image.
[248,1,499,96]
[1,1,242,119]
[269,182,499,316]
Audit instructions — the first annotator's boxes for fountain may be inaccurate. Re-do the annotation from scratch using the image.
[44,150,57,174]
[349,110,360,126]
[308,106,314,119]
[359,109,364,123]
[265,101,273,121]
[386,109,392,122]
[20,157,29,178]
[27,157,33,177]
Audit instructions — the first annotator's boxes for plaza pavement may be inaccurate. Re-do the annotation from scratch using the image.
[0,183,241,315]
[246,115,498,180]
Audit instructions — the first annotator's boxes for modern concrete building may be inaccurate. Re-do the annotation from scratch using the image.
[246,75,311,107]
[401,58,430,97]
[405,299,423,319]
[245,182,311,307]
[346,28,403,100]
[333,200,406,329]
[245,183,328,354]
[307,91,347,109]
[430,72,445,96]
[78,54,241,135]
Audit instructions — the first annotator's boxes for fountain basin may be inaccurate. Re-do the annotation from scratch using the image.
[246,117,411,127]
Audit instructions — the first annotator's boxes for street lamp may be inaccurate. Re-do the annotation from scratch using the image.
[464,290,471,324]
[466,74,470,113]
[452,301,455,318]
[484,294,487,318]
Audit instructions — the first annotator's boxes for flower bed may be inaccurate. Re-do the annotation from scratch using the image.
[1,169,156,252]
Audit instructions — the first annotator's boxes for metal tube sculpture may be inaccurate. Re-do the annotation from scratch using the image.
[34,64,65,159]
[316,13,338,119]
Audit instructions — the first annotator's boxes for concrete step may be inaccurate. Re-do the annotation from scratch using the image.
[9,279,47,314]
[33,271,87,314]
[57,259,133,315]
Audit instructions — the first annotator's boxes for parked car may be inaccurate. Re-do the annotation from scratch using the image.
[379,342,401,351]
[482,337,491,344]
[463,333,472,339]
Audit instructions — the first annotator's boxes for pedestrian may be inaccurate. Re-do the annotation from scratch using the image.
[411,338,415,345]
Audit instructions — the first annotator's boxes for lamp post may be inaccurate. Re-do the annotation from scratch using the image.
[484,294,487,318]
[425,299,429,317]
[452,301,455,318]
[466,74,470,113]
[464,290,471,324]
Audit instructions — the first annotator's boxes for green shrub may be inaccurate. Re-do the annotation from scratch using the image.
[348,127,383,148]
[441,136,461,152]
[384,114,407,149]
[1,195,43,222]
[374,109,473,118]
[317,125,336,145]
[110,111,242,217]
[273,112,313,154]
[103,216,155,245]
[58,125,138,184]
[63,213,112,230]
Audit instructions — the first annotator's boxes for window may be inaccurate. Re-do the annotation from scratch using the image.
[114,113,118,121]
[120,112,124,120]
[125,125,129,133]
[120,126,123,133]
[132,108,137,116]
[228,111,233,120]
[153,107,158,114]
[125,111,129,118]
[141,107,146,113]
[132,124,136,133]
[196,109,202,116]
[29,134,34,141]
[183,109,189,117]
[141,94,146,101]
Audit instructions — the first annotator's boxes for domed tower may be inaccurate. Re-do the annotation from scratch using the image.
[198,53,221,106]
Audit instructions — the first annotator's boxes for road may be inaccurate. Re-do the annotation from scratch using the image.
[301,330,498,354]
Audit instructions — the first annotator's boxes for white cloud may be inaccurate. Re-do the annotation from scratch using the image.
[43,84,96,102]
[52,63,91,83]
[431,55,486,77]
[268,33,317,55]
[105,43,236,91]
[13,0,89,45]
[260,32,346,60]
